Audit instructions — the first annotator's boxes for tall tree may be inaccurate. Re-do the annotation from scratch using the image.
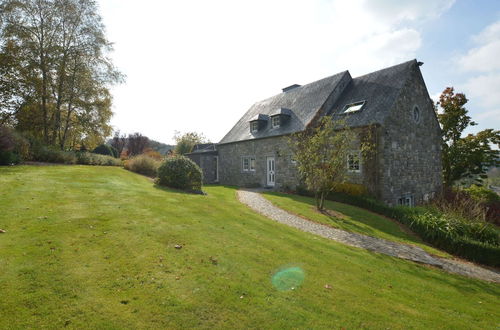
[0,0,122,149]
[174,131,207,155]
[110,130,127,156]
[436,87,499,187]
[289,117,359,211]
[127,132,149,156]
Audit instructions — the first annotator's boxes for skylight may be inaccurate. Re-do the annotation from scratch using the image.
[343,101,365,113]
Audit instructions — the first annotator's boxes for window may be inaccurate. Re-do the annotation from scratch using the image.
[242,156,256,172]
[271,116,280,128]
[398,196,413,207]
[343,101,365,113]
[413,106,420,123]
[250,121,259,133]
[347,152,361,172]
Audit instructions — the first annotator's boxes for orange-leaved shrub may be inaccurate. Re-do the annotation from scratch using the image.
[124,154,161,177]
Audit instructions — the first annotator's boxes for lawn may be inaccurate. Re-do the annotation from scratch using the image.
[262,192,449,257]
[0,166,499,329]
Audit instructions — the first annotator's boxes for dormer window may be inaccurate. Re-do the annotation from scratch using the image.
[270,108,292,129]
[343,101,365,113]
[250,121,259,133]
[248,114,269,134]
[271,116,280,128]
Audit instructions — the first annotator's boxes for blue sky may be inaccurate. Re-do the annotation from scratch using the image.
[98,0,500,144]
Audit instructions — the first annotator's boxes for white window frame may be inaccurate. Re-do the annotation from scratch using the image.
[250,121,259,133]
[271,116,280,128]
[347,151,361,172]
[242,156,256,172]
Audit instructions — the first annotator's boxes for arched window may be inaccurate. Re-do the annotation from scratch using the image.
[413,106,420,123]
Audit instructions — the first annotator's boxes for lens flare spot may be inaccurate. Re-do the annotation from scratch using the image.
[272,267,305,291]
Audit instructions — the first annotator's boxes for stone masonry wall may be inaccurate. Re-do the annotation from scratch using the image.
[217,136,299,190]
[218,130,379,193]
[187,153,218,184]
[381,66,443,206]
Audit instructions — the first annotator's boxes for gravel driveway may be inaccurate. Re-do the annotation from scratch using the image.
[237,189,500,283]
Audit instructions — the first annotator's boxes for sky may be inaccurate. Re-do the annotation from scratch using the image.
[97,0,500,144]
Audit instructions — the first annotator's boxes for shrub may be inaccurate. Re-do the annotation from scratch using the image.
[76,152,122,166]
[93,144,118,158]
[300,188,500,267]
[464,185,500,204]
[156,155,203,192]
[333,183,368,196]
[433,187,500,225]
[33,146,77,164]
[142,148,163,161]
[0,126,29,165]
[124,154,161,177]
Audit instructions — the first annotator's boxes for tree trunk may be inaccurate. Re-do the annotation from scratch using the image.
[40,39,49,144]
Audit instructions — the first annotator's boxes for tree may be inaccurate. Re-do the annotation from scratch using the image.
[0,0,123,149]
[289,117,358,211]
[436,87,500,187]
[110,130,127,156]
[92,144,117,157]
[127,132,149,156]
[174,131,207,155]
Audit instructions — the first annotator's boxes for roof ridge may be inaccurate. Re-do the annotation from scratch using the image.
[251,70,350,106]
[353,59,416,79]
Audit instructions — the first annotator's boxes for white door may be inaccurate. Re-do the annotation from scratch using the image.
[267,156,275,187]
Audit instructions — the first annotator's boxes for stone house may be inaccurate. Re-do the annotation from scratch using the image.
[187,60,442,206]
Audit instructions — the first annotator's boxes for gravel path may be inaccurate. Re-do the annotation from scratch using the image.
[237,189,500,283]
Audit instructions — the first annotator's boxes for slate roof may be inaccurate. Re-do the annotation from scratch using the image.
[187,143,217,155]
[328,60,416,127]
[219,59,417,144]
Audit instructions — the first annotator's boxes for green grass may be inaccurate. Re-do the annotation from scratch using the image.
[262,192,451,258]
[0,166,499,329]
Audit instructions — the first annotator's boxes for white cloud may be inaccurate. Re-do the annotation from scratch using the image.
[365,0,456,23]
[463,74,500,108]
[456,20,500,129]
[98,0,454,143]
[458,40,500,72]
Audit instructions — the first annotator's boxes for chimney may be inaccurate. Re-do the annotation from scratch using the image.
[282,84,301,93]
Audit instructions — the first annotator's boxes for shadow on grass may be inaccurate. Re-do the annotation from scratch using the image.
[152,183,206,196]
[152,183,239,196]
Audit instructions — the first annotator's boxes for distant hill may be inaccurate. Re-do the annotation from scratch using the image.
[105,137,174,155]
[149,139,174,155]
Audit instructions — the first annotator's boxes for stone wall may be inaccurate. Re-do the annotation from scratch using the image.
[217,130,379,193]
[186,152,218,184]
[381,66,442,205]
[218,136,300,190]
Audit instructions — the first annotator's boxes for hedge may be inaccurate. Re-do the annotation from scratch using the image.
[297,190,500,267]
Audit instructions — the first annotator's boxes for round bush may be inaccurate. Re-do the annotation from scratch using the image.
[92,144,117,157]
[157,155,203,191]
